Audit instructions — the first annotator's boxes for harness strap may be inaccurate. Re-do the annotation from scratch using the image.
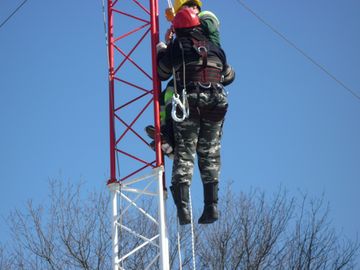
[186,57,223,70]
[176,67,223,84]
[171,39,189,123]
[192,38,208,69]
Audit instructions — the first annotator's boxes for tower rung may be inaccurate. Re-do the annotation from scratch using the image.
[118,177,157,217]
[121,186,158,196]
[117,234,160,263]
[120,192,159,225]
[119,223,160,248]
[144,253,160,270]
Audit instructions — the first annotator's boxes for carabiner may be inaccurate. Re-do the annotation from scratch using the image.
[171,90,189,122]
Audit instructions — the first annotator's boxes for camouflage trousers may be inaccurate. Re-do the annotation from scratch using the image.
[171,84,228,186]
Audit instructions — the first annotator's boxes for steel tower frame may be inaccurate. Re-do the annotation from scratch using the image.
[106,0,169,269]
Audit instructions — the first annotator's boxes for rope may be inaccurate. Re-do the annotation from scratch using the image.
[176,222,183,270]
[101,0,122,178]
[166,3,195,266]
[0,0,28,30]
[118,183,124,269]
[167,0,174,8]
[101,2,123,267]
[235,0,360,101]
[171,40,190,122]
[101,0,110,69]
[188,188,197,270]
[175,188,197,270]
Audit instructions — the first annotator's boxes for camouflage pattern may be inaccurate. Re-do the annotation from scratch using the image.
[171,84,228,185]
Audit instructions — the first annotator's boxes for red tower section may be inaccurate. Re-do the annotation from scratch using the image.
[107,0,163,184]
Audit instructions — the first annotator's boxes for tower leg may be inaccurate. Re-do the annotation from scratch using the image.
[156,167,170,270]
[109,183,119,270]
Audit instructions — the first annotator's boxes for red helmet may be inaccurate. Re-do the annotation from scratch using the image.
[172,7,200,29]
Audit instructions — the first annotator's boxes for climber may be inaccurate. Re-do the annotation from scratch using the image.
[166,0,221,47]
[156,7,235,225]
[145,0,235,158]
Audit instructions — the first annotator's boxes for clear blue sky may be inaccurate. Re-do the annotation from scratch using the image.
[1,0,359,250]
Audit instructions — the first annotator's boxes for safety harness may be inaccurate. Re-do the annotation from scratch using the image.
[171,31,223,122]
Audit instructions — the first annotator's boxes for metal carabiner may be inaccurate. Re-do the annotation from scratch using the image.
[197,46,208,53]
[171,90,189,122]
[171,94,186,122]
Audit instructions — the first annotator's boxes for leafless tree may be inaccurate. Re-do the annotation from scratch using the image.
[0,244,14,270]
[276,194,359,270]
[4,180,194,270]
[196,186,294,270]
[1,180,359,269]
[7,181,112,270]
[195,186,359,270]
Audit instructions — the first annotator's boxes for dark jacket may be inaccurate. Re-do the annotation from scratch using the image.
[157,27,227,83]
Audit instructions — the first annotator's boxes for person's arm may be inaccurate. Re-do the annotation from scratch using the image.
[216,47,235,86]
[157,39,181,81]
[164,26,175,44]
[199,11,220,32]
[222,64,235,86]
[157,42,172,81]
[199,11,221,46]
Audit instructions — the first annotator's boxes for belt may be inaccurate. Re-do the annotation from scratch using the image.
[176,67,223,84]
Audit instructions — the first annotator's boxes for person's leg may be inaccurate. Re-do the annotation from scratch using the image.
[196,85,228,224]
[197,118,224,224]
[171,116,200,225]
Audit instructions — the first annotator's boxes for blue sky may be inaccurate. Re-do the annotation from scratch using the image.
[0,0,359,252]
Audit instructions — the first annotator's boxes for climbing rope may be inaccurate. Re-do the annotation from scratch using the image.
[176,223,183,270]
[101,0,110,69]
[101,3,124,268]
[175,188,197,270]
[235,0,360,101]
[165,2,197,269]
[0,0,28,30]
[171,40,190,122]
[166,0,173,9]
[188,188,197,270]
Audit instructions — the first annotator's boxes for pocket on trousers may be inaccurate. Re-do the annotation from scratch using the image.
[201,91,228,122]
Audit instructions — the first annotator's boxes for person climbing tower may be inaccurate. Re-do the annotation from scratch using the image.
[166,0,221,47]
[156,7,235,225]
[145,0,235,158]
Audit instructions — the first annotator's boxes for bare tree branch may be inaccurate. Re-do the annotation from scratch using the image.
[1,180,358,270]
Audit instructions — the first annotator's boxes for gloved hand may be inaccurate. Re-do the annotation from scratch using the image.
[164,26,175,43]
[156,42,167,53]
[222,64,236,86]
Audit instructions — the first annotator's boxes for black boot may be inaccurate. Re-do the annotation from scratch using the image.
[198,183,219,224]
[145,125,174,159]
[170,184,191,225]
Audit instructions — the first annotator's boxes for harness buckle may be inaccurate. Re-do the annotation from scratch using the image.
[198,82,212,89]
[197,46,208,53]
[220,74,224,83]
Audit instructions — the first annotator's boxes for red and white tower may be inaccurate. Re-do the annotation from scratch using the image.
[106,0,169,269]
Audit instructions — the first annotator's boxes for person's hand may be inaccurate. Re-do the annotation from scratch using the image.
[156,42,167,53]
[165,27,174,44]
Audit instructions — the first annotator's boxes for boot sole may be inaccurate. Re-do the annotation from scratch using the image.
[179,219,191,225]
[198,217,218,224]
[145,125,163,140]
[145,125,171,144]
